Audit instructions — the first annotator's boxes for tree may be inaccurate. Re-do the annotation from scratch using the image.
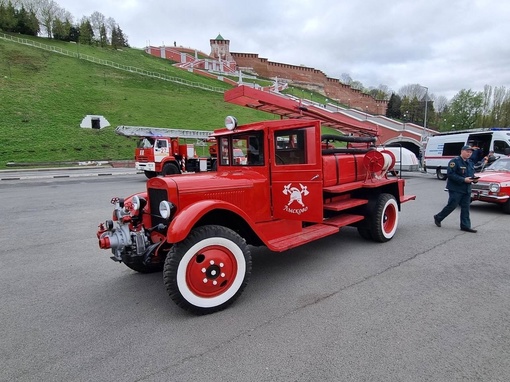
[98,23,107,47]
[105,16,116,41]
[116,25,128,47]
[495,87,510,127]
[367,85,391,101]
[16,0,39,35]
[38,0,59,38]
[446,89,483,130]
[386,93,402,119]
[340,73,352,85]
[89,10,105,43]
[434,95,448,114]
[78,17,93,45]
[68,24,79,42]
[400,95,421,124]
[51,16,64,39]
[0,1,17,32]
[376,84,391,100]
[350,80,364,91]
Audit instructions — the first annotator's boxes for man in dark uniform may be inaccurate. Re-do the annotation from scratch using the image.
[470,144,483,165]
[433,145,478,233]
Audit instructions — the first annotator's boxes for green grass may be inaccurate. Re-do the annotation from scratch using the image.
[0,34,348,168]
[0,35,274,168]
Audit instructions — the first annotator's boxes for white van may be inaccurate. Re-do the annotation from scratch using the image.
[423,128,510,179]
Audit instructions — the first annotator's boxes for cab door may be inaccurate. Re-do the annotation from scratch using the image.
[154,138,170,163]
[269,121,324,223]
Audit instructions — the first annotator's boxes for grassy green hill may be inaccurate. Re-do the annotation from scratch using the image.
[0,34,278,168]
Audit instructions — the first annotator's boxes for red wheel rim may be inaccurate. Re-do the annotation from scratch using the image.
[383,202,397,234]
[185,245,238,298]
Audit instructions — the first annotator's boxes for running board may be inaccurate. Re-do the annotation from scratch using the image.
[322,214,365,227]
[266,214,365,252]
[267,224,338,252]
[323,198,368,211]
[401,194,416,203]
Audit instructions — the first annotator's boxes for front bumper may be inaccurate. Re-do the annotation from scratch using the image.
[471,189,509,203]
[136,162,156,171]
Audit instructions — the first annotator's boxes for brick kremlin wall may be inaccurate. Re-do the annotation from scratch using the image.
[231,52,387,114]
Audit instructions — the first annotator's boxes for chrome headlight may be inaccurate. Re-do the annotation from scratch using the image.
[159,201,173,219]
[131,195,141,211]
[489,183,500,193]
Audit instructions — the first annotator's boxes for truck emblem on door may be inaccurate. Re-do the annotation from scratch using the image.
[283,183,309,215]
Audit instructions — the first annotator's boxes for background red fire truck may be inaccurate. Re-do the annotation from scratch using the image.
[97,86,416,315]
[115,126,216,178]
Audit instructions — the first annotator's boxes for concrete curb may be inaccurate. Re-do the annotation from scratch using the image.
[0,171,142,181]
[0,163,141,181]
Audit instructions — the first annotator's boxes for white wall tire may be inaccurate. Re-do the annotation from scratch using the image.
[370,194,399,242]
[164,225,251,315]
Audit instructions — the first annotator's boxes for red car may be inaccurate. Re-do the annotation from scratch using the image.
[471,156,510,213]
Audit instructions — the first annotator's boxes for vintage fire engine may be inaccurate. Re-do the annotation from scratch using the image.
[97,86,416,315]
[115,125,216,178]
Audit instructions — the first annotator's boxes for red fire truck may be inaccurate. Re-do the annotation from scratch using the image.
[97,86,416,315]
[115,125,216,178]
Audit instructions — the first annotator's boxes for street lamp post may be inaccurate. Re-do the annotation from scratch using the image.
[417,85,428,170]
[418,85,428,140]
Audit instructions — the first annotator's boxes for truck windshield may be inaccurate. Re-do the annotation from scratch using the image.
[219,132,264,166]
[137,138,154,148]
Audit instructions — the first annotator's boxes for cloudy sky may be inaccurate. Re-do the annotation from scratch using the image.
[56,0,510,100]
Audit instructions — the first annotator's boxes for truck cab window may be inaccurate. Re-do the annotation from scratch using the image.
[137,138,154,148]
[220,137,230,165]
[442,142,464,156]
[220,132,264,166]
[156,140,168,149]
[274,129,307,165]
[493,140,510,155]
[247,133,264,165]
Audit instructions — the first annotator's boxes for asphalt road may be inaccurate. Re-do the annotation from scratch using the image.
[1,171,509,382]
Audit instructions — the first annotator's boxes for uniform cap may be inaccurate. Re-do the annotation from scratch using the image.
[461,145,474,151]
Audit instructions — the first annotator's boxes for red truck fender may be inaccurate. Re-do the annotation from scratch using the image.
[166,199,255,244]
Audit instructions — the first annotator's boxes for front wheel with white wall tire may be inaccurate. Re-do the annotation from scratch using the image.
[369,193,399,242]
[163,225,252,315]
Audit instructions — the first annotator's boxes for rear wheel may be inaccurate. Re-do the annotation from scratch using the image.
[436,168,447,180]
[162,162,180,176]
[369,193,399,242]
[357,227,373,241]
[163,225,251,315]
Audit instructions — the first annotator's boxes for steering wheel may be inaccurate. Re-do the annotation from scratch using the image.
[275,154,285,165]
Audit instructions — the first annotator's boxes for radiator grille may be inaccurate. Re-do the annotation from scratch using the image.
[472,183,490,191]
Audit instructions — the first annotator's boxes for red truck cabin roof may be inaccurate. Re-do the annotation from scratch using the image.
[211,119,321,137]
